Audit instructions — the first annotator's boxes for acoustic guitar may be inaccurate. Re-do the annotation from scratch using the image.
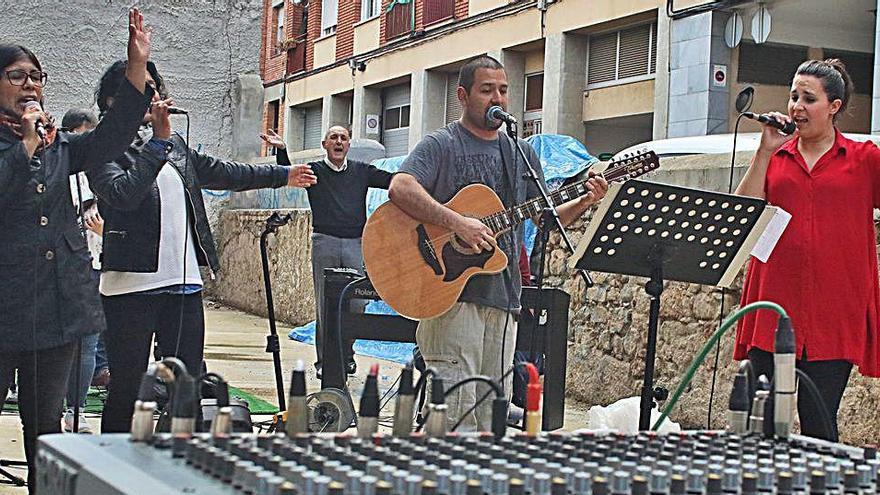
[362,150,660,320]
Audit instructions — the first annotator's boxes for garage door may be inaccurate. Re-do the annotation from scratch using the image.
[382,83,410,157]
[303,105,322,150]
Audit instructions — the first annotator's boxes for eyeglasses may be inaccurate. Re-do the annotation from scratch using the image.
[4,69,48,87]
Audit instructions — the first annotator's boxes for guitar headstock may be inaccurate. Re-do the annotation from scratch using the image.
[603,149,660,182]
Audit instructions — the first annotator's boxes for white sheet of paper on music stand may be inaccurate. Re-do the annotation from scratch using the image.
[750,206,791,263]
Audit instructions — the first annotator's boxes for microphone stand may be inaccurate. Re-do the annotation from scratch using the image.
[260,212,293,415]
[504,121,593,365]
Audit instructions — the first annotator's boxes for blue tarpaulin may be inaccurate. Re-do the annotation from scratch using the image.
[287,136,595,364]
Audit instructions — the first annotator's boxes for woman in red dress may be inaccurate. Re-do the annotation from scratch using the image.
[735,59,880,441]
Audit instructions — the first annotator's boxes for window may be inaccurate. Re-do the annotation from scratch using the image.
[525,73,543,112]
[384,105,410,130]
[737,41,808,86]
[276,3,285,46]
[423,0,454,25]
[321,0,338,36]
[823,49,873,95]
[361,0,380,20]
[587,22,657,88]
[266,100,280,156]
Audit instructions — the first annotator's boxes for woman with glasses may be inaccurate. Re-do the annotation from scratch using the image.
[0,10,155,492]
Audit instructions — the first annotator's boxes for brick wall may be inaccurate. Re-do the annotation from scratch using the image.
[379,0,390,43]
[336,0,361,61]
[261,0,288,82]
[306,0,323,71]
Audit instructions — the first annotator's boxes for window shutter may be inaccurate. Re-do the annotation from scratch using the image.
[321,0,338,34]
[618,24,650,79]
[303,106,322,150]
[588,32,617,85]
[445,74,461,124]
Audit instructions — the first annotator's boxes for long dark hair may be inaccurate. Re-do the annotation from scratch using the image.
[95,60,166,116]
[0,43,41,73]
[795,59,854,122]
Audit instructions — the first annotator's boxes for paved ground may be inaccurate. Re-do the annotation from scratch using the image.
[0,301,590,494]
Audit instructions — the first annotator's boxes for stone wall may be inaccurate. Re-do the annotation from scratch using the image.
[209,151,880,445]
[206,208,315,327]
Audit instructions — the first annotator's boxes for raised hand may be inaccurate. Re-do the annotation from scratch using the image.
[127,8,151,68]
[287,164,318,188]
[124,8,152,94]
[260,129,286,150]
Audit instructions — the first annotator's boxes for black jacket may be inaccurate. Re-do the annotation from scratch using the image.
[87,131,290,275]
[0,80,152,352]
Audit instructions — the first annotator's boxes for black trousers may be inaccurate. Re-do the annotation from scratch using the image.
[100,292,205,433]
[0,342,76,493]
[747,348,852,441]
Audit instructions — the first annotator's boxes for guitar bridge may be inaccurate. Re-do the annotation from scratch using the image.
[416,224,444,276]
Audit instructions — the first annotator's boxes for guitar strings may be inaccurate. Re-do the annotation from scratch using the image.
[422,158,654,246]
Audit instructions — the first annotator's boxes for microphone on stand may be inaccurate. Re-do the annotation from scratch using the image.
[23,101,47,139]
[485,105,517,125]
[742,112,797,135]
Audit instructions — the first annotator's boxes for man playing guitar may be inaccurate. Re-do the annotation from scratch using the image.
[387,55,608,432]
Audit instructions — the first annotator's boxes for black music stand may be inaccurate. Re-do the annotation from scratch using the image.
[571,179,775,430]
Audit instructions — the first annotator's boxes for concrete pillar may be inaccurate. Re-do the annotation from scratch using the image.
[322,94,352,136]
[231,74,264,161]
[409,69,447,148]
[352,85,382,140]
[652,12,672,140]
[872,0,880,133]
[541,32,588,140]
[666,11,732,138]
[488,48,526,126]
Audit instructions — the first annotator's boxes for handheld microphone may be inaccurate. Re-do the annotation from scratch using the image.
[167,106,189,115]
[486,105,516,125]
[742,112,796,135]
[23,101,46,139]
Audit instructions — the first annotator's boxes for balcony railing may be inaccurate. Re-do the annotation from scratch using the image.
[286,35,307,74]
[386,1,412,40]
[423,0,454,26]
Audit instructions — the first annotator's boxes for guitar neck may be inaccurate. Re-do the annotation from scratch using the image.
[481,156,652,235]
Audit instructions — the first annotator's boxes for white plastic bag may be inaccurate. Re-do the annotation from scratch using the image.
[584,396,681,434]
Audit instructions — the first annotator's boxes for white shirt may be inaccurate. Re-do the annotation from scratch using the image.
[323,157,347,172]
[99,165,203,295]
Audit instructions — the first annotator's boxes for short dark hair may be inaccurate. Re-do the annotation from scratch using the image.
[458,55,504,93]
[0,43,41,74]
[795,59,854,122]
[61,108,98,130]
[95,60,167,115]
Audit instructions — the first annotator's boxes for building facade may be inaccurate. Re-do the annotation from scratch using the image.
[258,0,879,160]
